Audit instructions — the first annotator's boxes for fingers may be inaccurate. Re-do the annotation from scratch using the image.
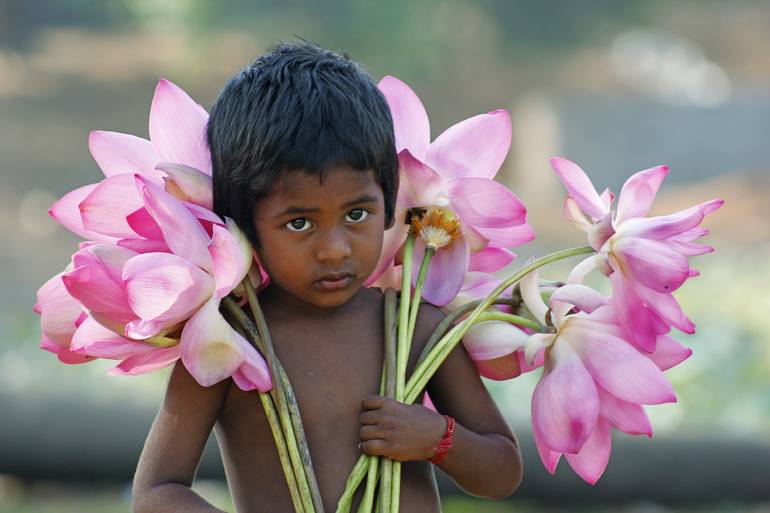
[359,439,390,457]
[361,394,386,411]
[360,424,385,440]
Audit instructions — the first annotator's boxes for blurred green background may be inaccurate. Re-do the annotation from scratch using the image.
[1,0,768,511]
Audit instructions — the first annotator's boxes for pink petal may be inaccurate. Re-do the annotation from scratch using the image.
[532,341,599,453]
[463,321,528,361]
[209,220,252,299]
[550,284,608,314]
[149,78,212,175]
[232,332,272,392]
[647,334,693,371]
[364,207,410,287]
[377,76,430,159]
[472,222,535,249]
[126,207,163,240]
[80,174,145,238]
[156,162,213,209]
[474,355,522,380]
[396,150,445,208]
[70,316,156,359]
[108,344,181,376]
[614,165,669,225]
[633,280,695,335]
[567,256,597,285]
[49,184,116,241]
[564,420,612,485]
[448,177,527,228]
[532,422,562,474]
[567,323,676,405]
[468,247,515,272]
[136,175,212,272]
[588,213,615,251]
[181,298,244,387]
[563,196,592,231]
[619,199,724,240]
[412,235,469,307]
[36,273,84,347]
[116,238,170,253]
[41,335,94,364]
[426,109,512,181]
[612,236,689,293]
[520,267,548,325]
[550,158,607,219]
[608,271,666,352]
[598,386,652,436]
[123,252,214,326]
[88,130,162,182]
[62,249,136,325]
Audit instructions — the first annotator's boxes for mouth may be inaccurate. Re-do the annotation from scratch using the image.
[314,272,356,292]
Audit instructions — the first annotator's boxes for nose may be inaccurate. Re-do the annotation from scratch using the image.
[315,227,352,264]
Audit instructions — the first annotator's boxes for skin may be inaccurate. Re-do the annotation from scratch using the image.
[132,167,523,513]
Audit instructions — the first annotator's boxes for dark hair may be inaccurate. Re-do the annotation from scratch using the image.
[207,41,399,247]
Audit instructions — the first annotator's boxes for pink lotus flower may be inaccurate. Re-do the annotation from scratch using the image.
[550,158,723,351]
[49,79,213,243]
[367,76,534,306]
[520,259,682,484]
[58,176,270,390]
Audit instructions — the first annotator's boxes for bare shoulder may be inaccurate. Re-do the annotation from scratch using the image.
[134,360,230,489]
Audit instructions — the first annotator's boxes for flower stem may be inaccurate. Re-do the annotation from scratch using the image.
[476,311,543,332]
[406,246,435,345]
[241,278,324,513]
[415,297,523,366]
[220,298,305,513]
[405,246,594,403]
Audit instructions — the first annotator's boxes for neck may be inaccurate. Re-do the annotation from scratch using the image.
[257,284,366,322]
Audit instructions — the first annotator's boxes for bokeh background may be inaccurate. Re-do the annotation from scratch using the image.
[1,1,768,512]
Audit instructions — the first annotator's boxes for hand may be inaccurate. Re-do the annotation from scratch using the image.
[358,395,447,462]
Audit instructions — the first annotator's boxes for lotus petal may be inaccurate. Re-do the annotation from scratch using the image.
[378,76,430,159]
[426,109,511,181]
[532,340,599,453]
[88,130,161,182]
[149,79,211,175]
[181,298,244,387]
[614,165,669,225]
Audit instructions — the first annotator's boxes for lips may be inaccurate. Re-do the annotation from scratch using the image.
[314,271,356,292]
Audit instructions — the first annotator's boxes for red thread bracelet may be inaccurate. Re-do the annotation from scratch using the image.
[429,415,455,464]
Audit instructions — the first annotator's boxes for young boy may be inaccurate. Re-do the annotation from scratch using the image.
[131,42,522,513]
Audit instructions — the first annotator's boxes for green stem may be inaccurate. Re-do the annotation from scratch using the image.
[406,246,435,345]
[241,279,323,513]
[336,289,398,513]
[391,233,417,513]
[415,297,522,367]
[221,299,305,513]
[395,234,415,402]
[405,246,594,403]
[476,311,543,332]
[382,287,399,513]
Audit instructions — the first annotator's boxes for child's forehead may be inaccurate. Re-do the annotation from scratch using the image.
[258,166,383,209]
[266,166,381,203]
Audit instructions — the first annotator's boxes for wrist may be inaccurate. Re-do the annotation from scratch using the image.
[428,414,455,465]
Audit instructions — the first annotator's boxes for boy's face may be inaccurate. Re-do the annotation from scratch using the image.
[252,166,386,309]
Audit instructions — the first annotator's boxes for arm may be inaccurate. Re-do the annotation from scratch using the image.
[359,305,523,499]
[132,360,230,513]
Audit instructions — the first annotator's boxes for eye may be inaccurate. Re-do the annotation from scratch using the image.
[285,218,313,232]
[345,208,369,223]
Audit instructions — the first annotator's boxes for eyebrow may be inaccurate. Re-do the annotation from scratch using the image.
[274,194,379,218]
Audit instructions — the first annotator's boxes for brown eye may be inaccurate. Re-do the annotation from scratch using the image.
[286,218,312,232]
[345,209,369,223]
